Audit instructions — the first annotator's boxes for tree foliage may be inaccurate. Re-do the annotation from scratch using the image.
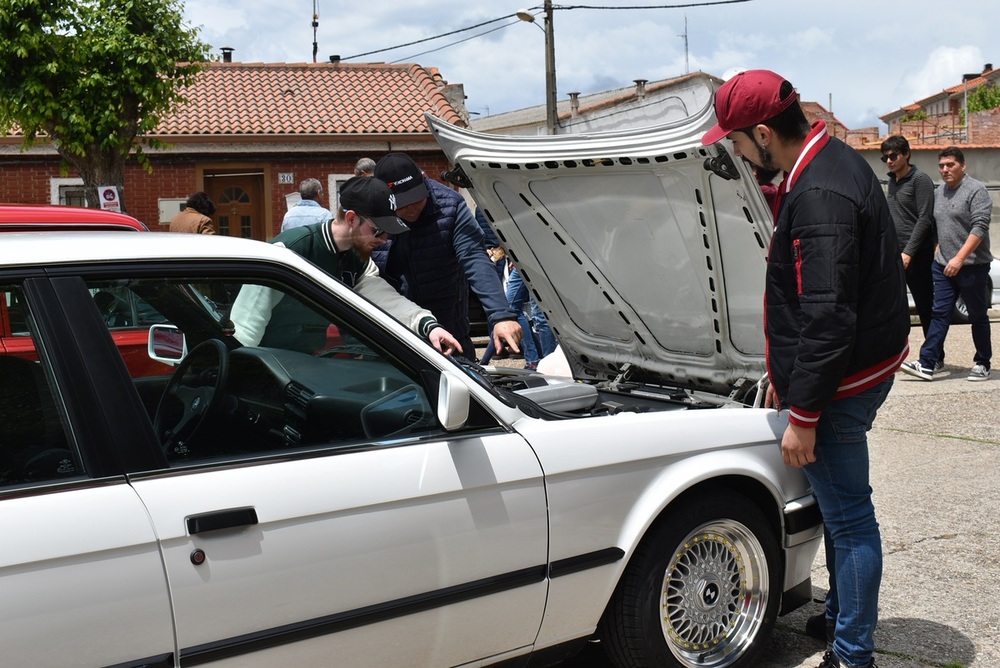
[968,82,1000,114]
[0,0,212,210]
[899,109,928,123]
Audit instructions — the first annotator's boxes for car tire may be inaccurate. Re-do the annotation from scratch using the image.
[952,298,970,324]
[599,489,780,668]
[952,277,992,325]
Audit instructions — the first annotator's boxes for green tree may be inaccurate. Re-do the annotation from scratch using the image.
[0,0,211,211]
[900,109,928,123]
[968,82,1000,114]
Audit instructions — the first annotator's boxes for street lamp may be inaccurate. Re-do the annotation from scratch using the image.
[517,2,558,135]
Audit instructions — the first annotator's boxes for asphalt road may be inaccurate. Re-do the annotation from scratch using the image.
[548,317,1000,668]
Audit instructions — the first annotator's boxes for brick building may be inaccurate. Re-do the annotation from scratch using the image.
[0,59,469,240]
[879,63,1000,146]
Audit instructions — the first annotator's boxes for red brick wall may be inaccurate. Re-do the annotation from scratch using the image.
[0,151,455,239]
[888,109,1000,147]
[127,161,198,228]
[0,160,63,204]
[969,108,1000,144]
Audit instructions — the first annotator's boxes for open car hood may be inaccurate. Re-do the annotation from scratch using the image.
[427,93,774,396]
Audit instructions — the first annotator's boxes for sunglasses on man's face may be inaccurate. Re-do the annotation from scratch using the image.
[363,218,387,238]
[880,152,900,163]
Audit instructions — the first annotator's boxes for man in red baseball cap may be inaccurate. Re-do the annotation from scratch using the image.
[701,69,797,146]
[705,71,909,668]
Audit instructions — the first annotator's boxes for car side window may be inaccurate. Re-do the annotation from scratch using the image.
[90,285,171,329]
[0,285,81,488]
[88,276,440,465]
[3,289,29,334]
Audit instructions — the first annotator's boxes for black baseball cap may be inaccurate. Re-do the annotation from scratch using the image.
[338,176,410,234]
[374,152,430,208]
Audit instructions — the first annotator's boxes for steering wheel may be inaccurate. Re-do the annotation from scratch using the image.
[153,339,230,459]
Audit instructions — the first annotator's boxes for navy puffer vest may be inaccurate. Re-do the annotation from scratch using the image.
[381,180,469,336]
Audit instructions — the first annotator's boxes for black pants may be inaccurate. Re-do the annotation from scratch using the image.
[906,244,935,337]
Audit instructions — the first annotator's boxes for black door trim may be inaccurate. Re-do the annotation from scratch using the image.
[180,564,547,665]
[180,541,627,665]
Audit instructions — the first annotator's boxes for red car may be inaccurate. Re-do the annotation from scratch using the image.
[0,203,150,231]
[0,205,172,376]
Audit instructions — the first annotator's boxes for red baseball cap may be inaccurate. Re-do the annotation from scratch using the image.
[701,70,797,145]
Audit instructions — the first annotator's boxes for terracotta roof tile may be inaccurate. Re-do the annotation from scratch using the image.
[156,62,465,136]
[942,69,998,96]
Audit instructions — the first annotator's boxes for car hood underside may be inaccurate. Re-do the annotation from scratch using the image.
[427,100,774,397]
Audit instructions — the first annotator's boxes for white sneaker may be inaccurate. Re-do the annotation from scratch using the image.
[899,360,933,381]
[967,364,990,381]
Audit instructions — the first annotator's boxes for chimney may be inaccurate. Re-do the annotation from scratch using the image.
[569,92,580,118]
[221,47,234,63]
[985,63,993,73]
[634,79,648,100]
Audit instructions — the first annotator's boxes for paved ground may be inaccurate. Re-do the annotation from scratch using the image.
[519,316,1000,668]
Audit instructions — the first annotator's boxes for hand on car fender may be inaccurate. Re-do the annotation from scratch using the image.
[492,320,522,355]
[781,423,817,469]
[429,327,463,356]
[764,386,817,468]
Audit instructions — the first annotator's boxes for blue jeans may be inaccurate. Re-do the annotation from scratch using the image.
[919,261,991,369]
[805,378,892,668]
[506,268,556,365]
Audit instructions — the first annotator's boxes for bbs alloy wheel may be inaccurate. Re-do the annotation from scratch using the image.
[600,490,781,668]
[660,519,769,666]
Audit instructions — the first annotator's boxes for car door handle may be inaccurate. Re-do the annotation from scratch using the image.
[187,507,258,535]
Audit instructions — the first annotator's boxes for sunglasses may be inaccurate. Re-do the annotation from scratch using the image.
[363,217,387,238]
[880,152,900,163]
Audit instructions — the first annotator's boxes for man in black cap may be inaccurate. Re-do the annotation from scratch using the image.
[374,152,522,360]
[702,70,908,668]
[230,176,462,355]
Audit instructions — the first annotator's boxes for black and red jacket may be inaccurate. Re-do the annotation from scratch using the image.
[765,123,910,428]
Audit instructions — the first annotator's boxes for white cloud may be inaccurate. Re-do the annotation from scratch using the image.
[901,45,986,105]
[179,0,1000,131]
[787,27,833,52]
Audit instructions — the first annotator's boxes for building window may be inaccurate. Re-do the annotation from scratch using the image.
[49,178,86,206]
[328,174,354,211]
[60,186,87,207]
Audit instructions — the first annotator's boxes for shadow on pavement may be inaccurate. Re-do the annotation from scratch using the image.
[876,617,977,667]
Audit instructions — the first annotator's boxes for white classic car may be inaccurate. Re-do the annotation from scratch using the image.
[0,101,820,668]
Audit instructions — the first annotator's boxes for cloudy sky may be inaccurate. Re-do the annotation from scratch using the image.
[184,0,997,131]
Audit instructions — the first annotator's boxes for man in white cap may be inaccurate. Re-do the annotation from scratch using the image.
[702,70,908,668]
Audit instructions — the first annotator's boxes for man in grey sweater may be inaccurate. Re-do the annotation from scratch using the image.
[901,146,993,381]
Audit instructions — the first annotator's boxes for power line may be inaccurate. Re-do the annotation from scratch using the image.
[555,1,753,8]
[390,19,523,64]
[339,0,754,62]
[341,14,521,61]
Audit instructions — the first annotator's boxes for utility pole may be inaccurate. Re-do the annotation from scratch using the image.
[543,0,558,135]
[312,0,319,63]
[678,15,689,74]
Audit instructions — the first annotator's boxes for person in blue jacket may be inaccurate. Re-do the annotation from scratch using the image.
[373,153,522,359]
[281,178,332,232]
